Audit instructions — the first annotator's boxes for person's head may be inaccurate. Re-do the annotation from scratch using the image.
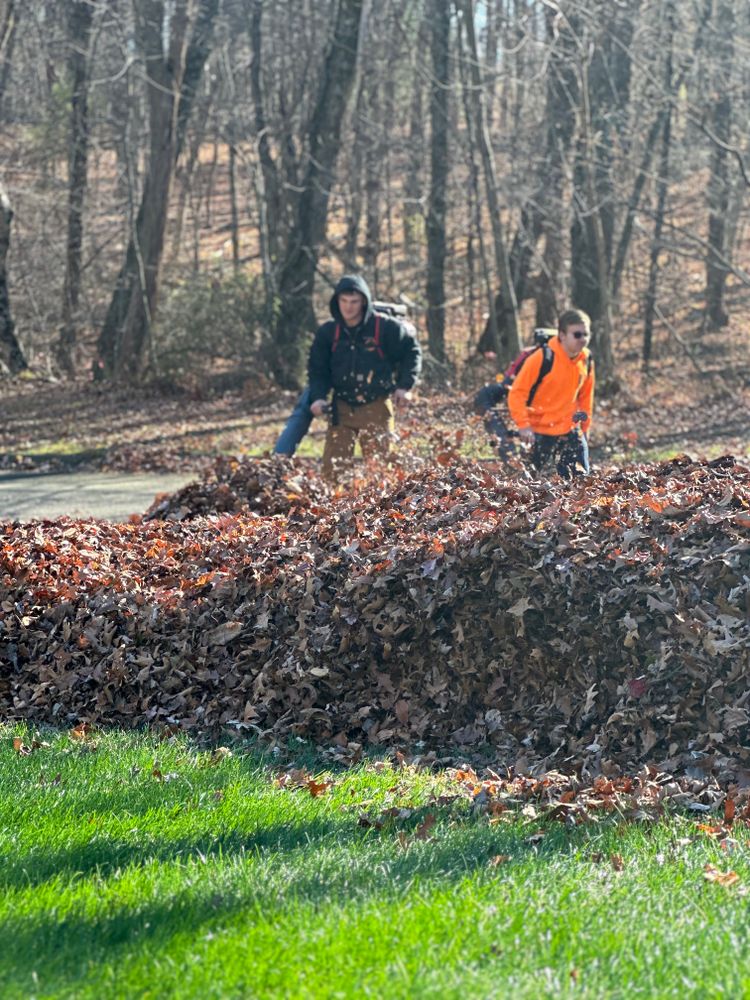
[557,308,591,359]
[329,274,372,327]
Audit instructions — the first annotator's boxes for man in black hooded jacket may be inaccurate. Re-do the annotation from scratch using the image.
[308,274,422,479]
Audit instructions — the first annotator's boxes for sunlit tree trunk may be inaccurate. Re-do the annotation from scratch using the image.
[56,0,94,377]
[95,0,219,381]
[269,0,364,387]
[0,182,26,373]
[0,0,25,374]
[459,0,520,366]
[642,0,676,371]
[425,0,450,362]
[705,0,735,329]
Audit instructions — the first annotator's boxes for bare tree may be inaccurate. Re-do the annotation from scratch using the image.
[425,0,450,362]
[458,0,520,366]
[0,181,26,373]
[55,0,95,376]
[95,0,219,381]
[267,0,365,387]
[642,0,677,371]
[704,0,735,329]
[0,0,26,374]
[0,0,16,118]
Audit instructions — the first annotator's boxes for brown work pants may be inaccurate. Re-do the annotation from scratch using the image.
[322,397,395,480]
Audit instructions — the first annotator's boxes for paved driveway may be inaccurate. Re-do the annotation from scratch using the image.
[0,471,192,522]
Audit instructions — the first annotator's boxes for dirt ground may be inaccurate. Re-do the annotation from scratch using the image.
[1,315,749,484]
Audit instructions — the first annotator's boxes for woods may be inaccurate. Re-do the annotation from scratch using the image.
[0,0,747,386]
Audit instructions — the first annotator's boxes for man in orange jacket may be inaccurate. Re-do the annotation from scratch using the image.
[507,308,594,478]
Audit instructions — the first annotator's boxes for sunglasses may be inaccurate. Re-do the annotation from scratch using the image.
[566,329,589,340]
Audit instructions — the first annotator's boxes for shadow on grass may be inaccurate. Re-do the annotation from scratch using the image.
[0,815,555,989]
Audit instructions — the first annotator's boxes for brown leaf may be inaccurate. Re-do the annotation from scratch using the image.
[414,814,436,840]
[206,621,243,646]
[307,779,334,797]
[489,854,510,867]
[394,700,409,724]
[704,864,740,887]
[70,723,93,741]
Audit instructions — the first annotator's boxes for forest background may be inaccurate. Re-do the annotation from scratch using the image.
[2,10,750,993]
[0,0,748,463]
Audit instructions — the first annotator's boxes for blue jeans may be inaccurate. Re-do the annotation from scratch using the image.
[274,386,313,456]
[531,430,589,478]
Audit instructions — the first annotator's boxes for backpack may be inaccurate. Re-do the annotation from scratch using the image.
[331,313,385,359]
[498,331,554,405]
[330,303,409,360]
[497,331,592,407]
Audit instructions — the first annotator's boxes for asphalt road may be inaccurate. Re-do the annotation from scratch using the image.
[0,471,192,522]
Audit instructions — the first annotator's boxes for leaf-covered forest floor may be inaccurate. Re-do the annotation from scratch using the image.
[1,302,749,475]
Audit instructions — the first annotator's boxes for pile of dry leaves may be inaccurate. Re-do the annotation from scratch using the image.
[1,454,749,783]
[143,455,330,519]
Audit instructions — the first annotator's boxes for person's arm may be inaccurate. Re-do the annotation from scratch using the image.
[307,326,332,405]
[389,320,422,391]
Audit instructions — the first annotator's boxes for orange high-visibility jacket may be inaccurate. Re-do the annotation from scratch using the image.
[507,336,594,436]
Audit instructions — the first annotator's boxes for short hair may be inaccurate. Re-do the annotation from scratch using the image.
[558,308,591,333]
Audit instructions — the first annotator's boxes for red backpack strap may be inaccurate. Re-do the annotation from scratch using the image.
[331,323,340,352]
[505,347,533,382]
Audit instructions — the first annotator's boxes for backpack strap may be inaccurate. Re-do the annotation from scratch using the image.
[331,317,385,357]
[575,352,593,394]
[504,347,534,384]
[373,314,384,359]
[525,345,554,406]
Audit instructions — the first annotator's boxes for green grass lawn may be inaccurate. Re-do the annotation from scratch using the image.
[2,727,750,999]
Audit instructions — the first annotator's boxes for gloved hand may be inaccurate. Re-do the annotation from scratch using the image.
[393,388,412,409]
[518,427,535,445]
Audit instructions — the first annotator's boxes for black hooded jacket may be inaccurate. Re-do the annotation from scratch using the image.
[307,275,422,407]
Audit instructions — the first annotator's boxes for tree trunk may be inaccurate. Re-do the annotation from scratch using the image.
[613,0,712,304]
[249,0,282,298]
[705,0,734,329]
[642,0,675,371]
[536,6,578,327]
[0,183,26,374]
[477,4,577,352]
[568,2,639,390]
[363,74,383,281]
[343,80,366,268]
[577,52,616,386]
[228,128,240,271]
[459,0,520,366]
[0,0,16,121]
[425,0,450,363]
[458,8,496,352]
[0,2,25,375]
[95,0,219,382]
[402,12,428,259]
[56,0,94,377]
[269,0,364,388]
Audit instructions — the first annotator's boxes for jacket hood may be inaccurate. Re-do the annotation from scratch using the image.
[329,274,373,325]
